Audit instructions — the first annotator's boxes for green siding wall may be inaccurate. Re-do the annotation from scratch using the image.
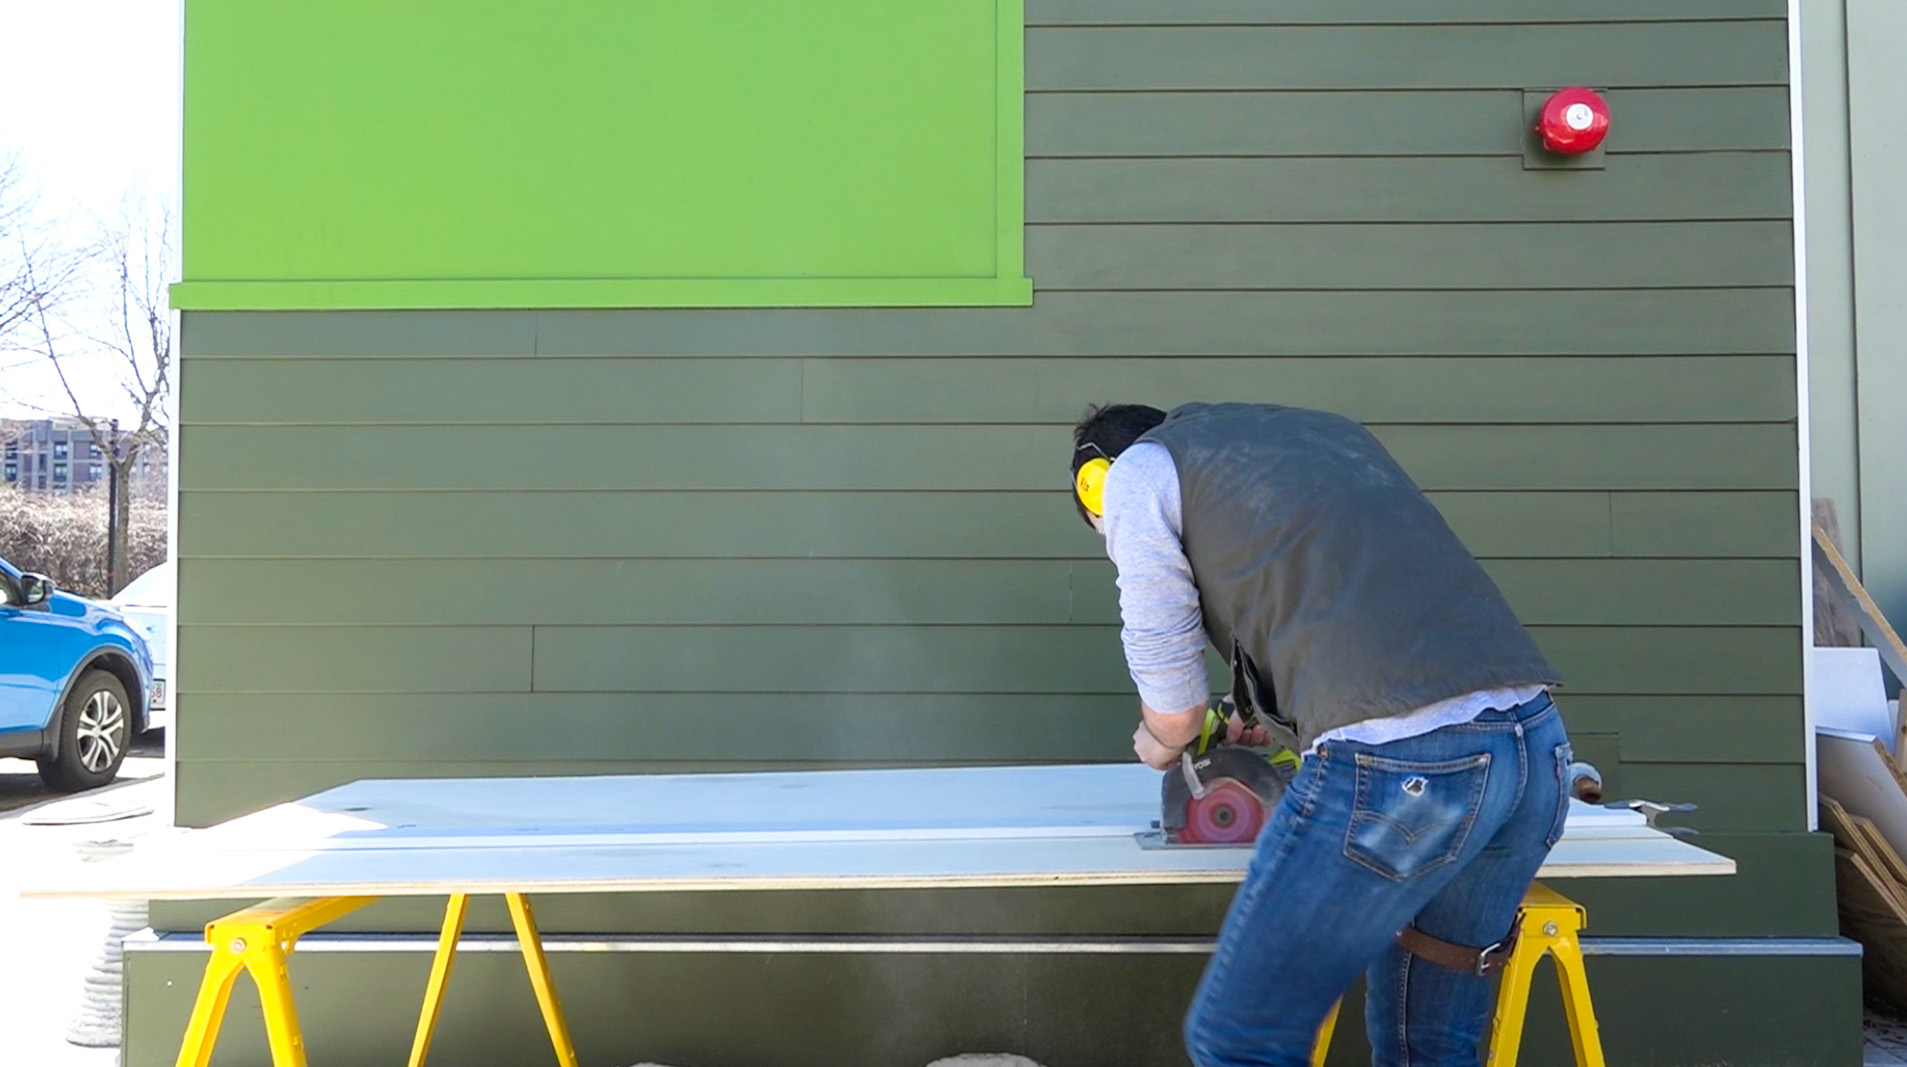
[159,2,1836,1064]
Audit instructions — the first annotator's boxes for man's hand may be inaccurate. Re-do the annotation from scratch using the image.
[1133,722,1185,770]
[1134,700,1204,770]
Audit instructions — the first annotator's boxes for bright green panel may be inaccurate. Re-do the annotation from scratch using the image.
[176,558,1795,628]
[179,0,1029,309]
[179,424,1798,491]
[1029,158,1794,223]
[1611,491,1802,557]
[179,559,1083,626]
[1556,695,1802,763]
[177,626,533,693]
[1026,23,1788,90]
[517,624,1794,695]
[178,693,1145,763]
[1538,626,1801,695]
[179,291,1796,358]
[181,359,803,424]
[1027,0,1783,22]
[802,356,1796,424]
[1032,222,1793,290]
[1027,89,1792,156]
[177,490,1613,560]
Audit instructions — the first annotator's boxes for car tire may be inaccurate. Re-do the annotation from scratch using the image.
[36,670,133,793]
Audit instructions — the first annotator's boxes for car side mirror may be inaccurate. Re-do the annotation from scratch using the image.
[18,573,54,606]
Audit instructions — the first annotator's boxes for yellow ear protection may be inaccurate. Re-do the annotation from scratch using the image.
[1073,442,1113,518]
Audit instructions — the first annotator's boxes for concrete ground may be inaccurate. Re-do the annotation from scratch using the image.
[0,732,166,1067]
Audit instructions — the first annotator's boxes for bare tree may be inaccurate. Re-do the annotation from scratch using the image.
[9,187,174,593]
[0,155,85,407]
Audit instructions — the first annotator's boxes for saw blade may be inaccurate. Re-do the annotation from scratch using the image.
[1160,747,1292,845]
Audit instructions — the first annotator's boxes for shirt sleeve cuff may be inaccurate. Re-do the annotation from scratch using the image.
[1136,676,1211,717]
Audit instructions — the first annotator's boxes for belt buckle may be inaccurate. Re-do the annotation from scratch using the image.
[1475,938,1508,977]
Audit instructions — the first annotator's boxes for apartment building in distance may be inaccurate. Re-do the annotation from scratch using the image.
[1,417,167,496]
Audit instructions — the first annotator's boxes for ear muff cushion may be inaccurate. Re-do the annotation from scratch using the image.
[1075,457,1112,517]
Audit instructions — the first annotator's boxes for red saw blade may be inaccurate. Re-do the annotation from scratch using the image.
[1180,777,1268,845]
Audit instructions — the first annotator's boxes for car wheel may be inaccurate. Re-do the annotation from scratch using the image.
[36,671,132,793]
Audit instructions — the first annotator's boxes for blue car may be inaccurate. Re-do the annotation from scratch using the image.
[0,555,153,791]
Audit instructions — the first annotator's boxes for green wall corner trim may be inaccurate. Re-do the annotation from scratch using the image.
[176,0,1031,311]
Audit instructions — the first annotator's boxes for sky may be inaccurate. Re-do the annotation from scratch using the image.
[0,0,182,422]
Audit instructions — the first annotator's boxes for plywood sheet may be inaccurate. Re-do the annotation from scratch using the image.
[1819,729,1907,857]
[1822,794,1907,912]
[20,764,1733,902]
[1834,848,1907,1011]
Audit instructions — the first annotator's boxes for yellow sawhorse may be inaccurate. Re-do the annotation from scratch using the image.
[1310,883,1603,1067]
[174,893,579,1067]
[174,883,1597,1067]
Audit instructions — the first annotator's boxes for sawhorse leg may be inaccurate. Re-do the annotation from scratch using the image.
[1488,883,1605,1067]
[407,893,580,1067]
[1310,883,1605,1067]
[174,896,374,1067]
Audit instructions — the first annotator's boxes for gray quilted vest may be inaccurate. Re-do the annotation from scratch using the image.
[1139,402,1560,751]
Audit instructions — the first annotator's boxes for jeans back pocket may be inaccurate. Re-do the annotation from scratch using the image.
[1344,751,1492,882]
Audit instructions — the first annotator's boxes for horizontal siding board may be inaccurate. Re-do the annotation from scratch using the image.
[518,624,1797,696]
[803,357,1796,425]
[178,626,533,693]
[1025,24,1788,91]
[1557,695,1802,763]
[180,358,804,425]
[180,425,1798,492]
[175,693,1806,765]
[1027,223,1793,290]
[1028,158,1793,224]
[178,559,1794,627]
[182,291,1796,358]
[179,694,1147,763]
[1540,626,1800,695]
[1485,559,1799,626]
[1612,491,1800,557]
[182,560,1082,626]
[179,490,1619,560]
[1618,762,1805,832]
[1072,559,1799,628]
[181,310,538,357]
[1027,89,1792,157]
[1026,0,1784,24]
[179,356,1798,427]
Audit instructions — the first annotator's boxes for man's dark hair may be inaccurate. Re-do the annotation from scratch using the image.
[1070,403,1168,526]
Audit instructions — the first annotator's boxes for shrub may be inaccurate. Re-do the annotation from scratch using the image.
[0,486,166,598]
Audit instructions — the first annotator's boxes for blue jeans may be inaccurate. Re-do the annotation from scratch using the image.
[1184,695,1571,1067]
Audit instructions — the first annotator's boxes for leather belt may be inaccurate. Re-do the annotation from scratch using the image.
[1396,923,1519,977]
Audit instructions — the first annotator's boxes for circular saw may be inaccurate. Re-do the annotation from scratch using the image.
[1158,704,1299,846]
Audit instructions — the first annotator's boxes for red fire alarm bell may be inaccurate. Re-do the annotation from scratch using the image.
[1536,88,1610,154]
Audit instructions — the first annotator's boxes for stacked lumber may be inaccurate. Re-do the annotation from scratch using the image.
[1821,793,1907,1008]
[1814,508,1907,1008]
